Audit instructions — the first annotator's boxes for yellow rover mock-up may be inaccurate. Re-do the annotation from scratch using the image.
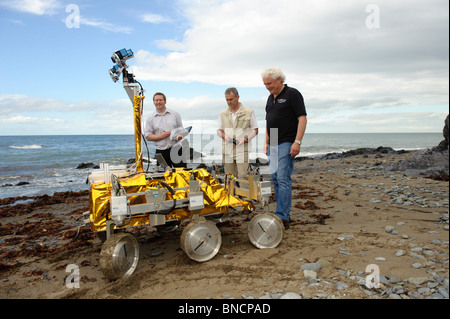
[84,49,284,280]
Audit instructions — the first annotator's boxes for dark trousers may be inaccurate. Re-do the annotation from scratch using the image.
[156,147,187,168]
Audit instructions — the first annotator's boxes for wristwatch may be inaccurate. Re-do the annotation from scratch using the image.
[294,140,302,145]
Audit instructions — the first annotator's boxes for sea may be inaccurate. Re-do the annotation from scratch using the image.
[0,133,443,199]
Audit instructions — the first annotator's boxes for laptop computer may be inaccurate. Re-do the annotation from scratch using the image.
[155,153,170,169]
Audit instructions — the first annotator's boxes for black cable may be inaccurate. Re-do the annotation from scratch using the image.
[156,181,177,215]
[142,133,151,172]
[136,80,144,92]
[138,96,151,172]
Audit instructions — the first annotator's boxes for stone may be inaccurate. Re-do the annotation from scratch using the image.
[339,249,352,255]
[337,235,354,241]
[336,282,349,291]
[428,282,440,289]
[417,287,430,295]
[316,258,332,269]
[303,270,318,281]
[422,249,435,256]
[393,285,404,294]
[395,250,406,257]
[437,288,449,298]
[385,226,395,233]
[300,263,322,271]
[150,251,164,257]
[408,277,429,286]
[280,292,302,299]
[76,162,99,169]
[389,277,401,284]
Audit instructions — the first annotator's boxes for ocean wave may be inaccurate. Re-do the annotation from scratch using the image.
[9,145,43,149]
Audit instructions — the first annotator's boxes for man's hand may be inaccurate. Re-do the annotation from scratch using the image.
[223,134,231,143]
[235,138,246,146]
[161,131,171,139]
[290,142,300,157]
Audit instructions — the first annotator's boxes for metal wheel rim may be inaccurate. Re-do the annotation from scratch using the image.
[100,233,140,280]
[181,219,222,262]
[247,213,284,249]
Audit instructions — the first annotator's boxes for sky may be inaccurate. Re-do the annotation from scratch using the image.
[0,0,448,136]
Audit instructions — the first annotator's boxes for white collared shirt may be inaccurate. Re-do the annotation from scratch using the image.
[144,108,183,150]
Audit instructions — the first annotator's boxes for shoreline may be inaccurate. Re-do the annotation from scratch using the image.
[1,146,447,201]
[0,146,448,299]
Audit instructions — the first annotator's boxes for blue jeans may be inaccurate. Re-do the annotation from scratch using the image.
[268,142,295,222]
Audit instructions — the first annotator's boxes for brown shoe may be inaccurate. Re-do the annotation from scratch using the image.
[282,220,290,230]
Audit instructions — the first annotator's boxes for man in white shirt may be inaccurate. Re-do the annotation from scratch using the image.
[145,92,187,168]
[217,88,258,178]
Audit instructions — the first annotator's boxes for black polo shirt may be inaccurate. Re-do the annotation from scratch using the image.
[265,84,307,145]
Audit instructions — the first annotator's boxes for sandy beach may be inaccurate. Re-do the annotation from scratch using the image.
[0,149,448,300]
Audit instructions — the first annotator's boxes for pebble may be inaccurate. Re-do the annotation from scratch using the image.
[339,248,352,255]
[438,288,449,298]
[385,225,395,233]
[150,251,164,257]
[418,287,430,294]
[280,292,302,299]
[389,277,401,284]
[303,270,318,281]
[395,249,406,257]
[300,263,322,271]
[336,282,349,290]
[337,235,354,241]
[237,157,449,300]
[408,277,429,286]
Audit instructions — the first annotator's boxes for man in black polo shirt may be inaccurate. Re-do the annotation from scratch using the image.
[262,67,307,229]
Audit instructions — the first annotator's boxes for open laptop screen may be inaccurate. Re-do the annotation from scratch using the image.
[155,153,170,168]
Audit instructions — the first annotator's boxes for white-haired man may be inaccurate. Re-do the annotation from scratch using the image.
[262,68,307,229]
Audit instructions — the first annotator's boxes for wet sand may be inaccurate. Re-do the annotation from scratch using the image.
[1,150,448,299]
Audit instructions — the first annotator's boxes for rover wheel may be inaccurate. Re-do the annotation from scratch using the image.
[100,233,139,280]
[180,218,221,262]
[247,213,284,249]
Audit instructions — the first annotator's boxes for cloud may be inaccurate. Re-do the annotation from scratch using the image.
[141,13,172,24]
[1,115,64,124]
[0,94,66,114]
[133,0,448,111]
[0,0,61,15]
[1,1,133,33]
[79,16,133,34]
[0,94,136,135]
